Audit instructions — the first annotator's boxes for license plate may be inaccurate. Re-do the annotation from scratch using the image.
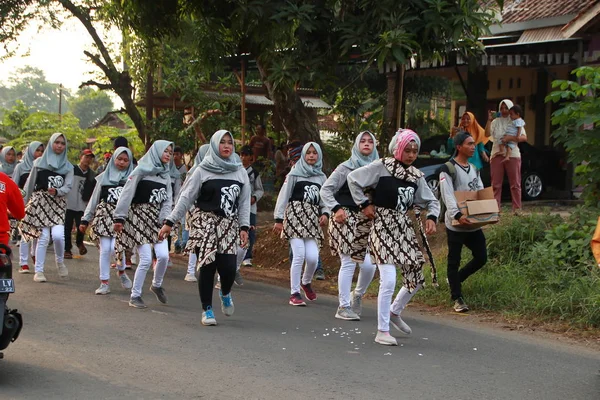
[0,279,15,293]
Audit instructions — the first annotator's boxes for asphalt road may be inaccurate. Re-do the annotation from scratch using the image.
[1,245,599,400]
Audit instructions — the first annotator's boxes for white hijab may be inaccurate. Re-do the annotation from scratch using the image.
[490,99,514,141]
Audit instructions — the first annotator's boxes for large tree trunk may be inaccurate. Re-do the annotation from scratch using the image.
[256,59,322,146]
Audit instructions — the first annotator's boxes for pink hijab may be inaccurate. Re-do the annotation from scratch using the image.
[393,129,421,161]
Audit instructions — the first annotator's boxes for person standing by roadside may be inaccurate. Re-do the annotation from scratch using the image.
[320,131,378,321]
[448,112,489,170]
[249,124,273,163]
[485,99,528,213]
[439,132,487,313]
[347,129,439,346]
[12,141,44,273]
[20,133,74,283]
[80,147,134,295]
[173,146,188,253]
[240,145,264,269]
[64,149,96,259]
[113,140,173,309]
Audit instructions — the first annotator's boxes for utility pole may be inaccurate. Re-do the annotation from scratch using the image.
[58,84,63,122]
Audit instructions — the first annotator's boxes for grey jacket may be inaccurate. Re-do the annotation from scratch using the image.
[274,174,327,221]
[320,164,352,214]
[23,166,74,203]
[247,166,264,214]
[439,159,484,232]
[113,174,173,224]
[165,166,251,229]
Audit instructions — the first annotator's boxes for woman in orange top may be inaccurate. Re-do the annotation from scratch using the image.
[447,112,489,170]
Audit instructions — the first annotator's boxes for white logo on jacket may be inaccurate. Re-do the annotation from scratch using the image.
[396,186,415,213]
[221,184,241,217]
[48,175,64,189]
[468,178,481,191]
[303,185,320,204]
[149,188,168,204]
[107,187,123,203]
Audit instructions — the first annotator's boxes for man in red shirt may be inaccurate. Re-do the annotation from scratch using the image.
[249,124,273,160]
[0,172,25,246]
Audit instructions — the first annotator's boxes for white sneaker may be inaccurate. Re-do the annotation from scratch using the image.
[375,331,398,346]
[184,273,197,282]
[202,307,217,326]
[119,272,133,289]
[57,262,68,278]
[390,313,412,335]
[33,272,47,282]
[95,283,110,295]
[350,291,363,316]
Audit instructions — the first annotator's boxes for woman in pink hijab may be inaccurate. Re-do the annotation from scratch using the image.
[485,99,528,212]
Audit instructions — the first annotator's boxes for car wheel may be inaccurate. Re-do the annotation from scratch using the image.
[522,172,543,200]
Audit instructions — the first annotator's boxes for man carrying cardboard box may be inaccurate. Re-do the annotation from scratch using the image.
[439,132,488,313]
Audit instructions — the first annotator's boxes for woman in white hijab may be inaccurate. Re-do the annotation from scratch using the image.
[485,99,528,213]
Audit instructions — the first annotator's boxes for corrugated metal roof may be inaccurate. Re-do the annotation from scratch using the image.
[482,0,596,24]
[301,97,331,109]
[206,91,331,109]
[517,26,566,43]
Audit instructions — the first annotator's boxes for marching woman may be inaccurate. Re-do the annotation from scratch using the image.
[12,141,44,273]
[158,130,250,326]
[20,133,74,282]
[182,143,210,282]
[320,131,378,320]
[347,129,439,346]
[0,145,18,178]
[113,140,173,309]
[79,147,134,295]
[273,142,328,306]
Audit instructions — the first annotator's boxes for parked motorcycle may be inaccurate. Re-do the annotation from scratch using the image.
[0,244,23,359]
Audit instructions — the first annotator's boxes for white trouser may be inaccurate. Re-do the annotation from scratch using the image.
[19,238,37,266]
[390,284,422,316]
[338,253,376,308]
[131,240,168,298]
[377,264,397,332]
[35,225,65,273]
[289,238,319,295]
[99,237,126,281]
[187,252,197,276]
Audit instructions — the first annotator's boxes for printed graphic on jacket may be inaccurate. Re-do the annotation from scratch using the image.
[196,179,244,218]
[289,181,322,205]
[132,180,168,205]
[34,170,66,191]
[372,176,418,211]
[396,186,415,213]
[149,188,168,204]
[468,177,482,191]
[48,175,64,189]
[220,184,241,217]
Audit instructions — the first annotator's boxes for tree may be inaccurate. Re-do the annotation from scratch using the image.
[0,66,70,113]
[546,66,600,207]
[122,0,503,144]
[69,87,114,128]
[0,100,31,139]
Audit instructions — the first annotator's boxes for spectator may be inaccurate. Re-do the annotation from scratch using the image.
[239,145,264,268]
[448,112,489,170]
[64,149,96,259]
[173,146,188,253]
[249,124,273,161]
[485,99,528,213]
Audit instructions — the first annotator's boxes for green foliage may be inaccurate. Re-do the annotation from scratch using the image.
[321,135,352,174]
[0,66,70,113]
[545,66,600,206]
[68,88,114,129]
[0,100,31,139]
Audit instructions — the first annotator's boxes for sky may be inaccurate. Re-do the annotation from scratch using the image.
[0,17,122,104]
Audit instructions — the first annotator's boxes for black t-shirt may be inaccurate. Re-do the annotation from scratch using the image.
[289,181,322,205]
[35,169,66,191]
[132,180,168,205]
[372,176,417,212]
[195,178,244,218]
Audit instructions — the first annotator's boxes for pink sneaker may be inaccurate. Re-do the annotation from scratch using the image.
[289,293,306,306]
[300,283,317,301]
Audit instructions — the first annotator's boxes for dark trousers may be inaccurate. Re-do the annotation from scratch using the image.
[64,209,84,252]
[245,213,257,259]
[198,253,236,311]
[446,228,488,300]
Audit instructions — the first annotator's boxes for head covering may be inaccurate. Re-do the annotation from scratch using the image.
[200,130,242,174]
[19,141,43,176]
[342,131,379,170]
[97,147,133,187]
[490,99,515,141]
[188,144,210,175]
[169,157,181,180]
[0,146,17,176]
[130,140,173,178]
[34,133,73,175]
[288,142,326,178]
[452,132,473,156]
[81,148,95,158]
[462,112,488,145]
[388,131,401,155]
[393,129,421,161]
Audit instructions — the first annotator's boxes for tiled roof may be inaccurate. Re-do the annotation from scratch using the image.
[483,0,597,24]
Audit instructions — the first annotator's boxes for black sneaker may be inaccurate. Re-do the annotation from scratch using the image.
[314,268,325,281]
[150,285,168,304]
[129,296,147,309]
[453,297,470,313]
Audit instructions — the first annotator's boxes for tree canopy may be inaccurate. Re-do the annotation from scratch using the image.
[68,87,114,128]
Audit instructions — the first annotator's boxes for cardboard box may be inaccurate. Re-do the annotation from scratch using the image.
[451,187,500,228]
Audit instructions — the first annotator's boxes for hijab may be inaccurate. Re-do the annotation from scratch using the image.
[462,111,488,145]
[130,140,173,178]
[188,144,210,176]
[491,99,514,140]
[288,142,326,178]
[97,147,133,187]
[393,129,421,161]
[341,131,379,170]
[200,130,243,174]
[18,141,43,176]
[34,133,73,175]
[388,131,400,155]
[0,146,17,176]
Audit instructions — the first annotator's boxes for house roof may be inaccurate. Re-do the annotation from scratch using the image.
[484,0,596,25]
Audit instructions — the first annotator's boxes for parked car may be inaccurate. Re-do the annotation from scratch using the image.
[417,142,565,202]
